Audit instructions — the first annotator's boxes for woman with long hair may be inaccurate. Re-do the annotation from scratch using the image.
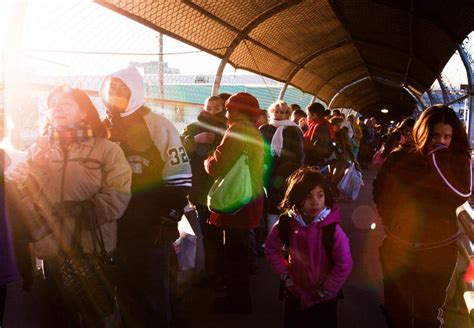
[373,104,471,327]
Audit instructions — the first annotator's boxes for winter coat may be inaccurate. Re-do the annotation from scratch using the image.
[259,122,304,213]
[182,110,226,206]
[101,64,192,244]
[303,118,335,166]
[373,145,471,244]
[205,119,265,229]
[265,207,352,309]
[16,137,132,259]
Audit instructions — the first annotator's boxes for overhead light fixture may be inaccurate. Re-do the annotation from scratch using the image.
[390,120,395,124]
[381,109,389,114]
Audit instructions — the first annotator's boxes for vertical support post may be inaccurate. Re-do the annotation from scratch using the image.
[426,89,435,105]
[278,82,289,100]
[158,33,164,113]
[212,57,227,96]
[438,76,450,104]
[457,44,474,149]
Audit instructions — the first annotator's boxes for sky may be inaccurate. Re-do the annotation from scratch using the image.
[0,0,473,87]
[1,0,234,77]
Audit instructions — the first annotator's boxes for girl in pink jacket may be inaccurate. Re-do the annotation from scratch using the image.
[265,167,352,328]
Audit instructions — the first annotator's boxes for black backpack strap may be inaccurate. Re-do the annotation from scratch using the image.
[322,222,337,269]
[277,214,291,246]
[277,214,291,260]
[322,222,344,299]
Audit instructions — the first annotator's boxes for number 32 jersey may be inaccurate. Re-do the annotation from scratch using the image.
[105,106,192,197]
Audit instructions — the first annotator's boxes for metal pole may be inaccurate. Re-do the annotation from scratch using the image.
[212,56,228,96]
[278,82,289,100]
[158,33,164,113]
[457,44,474,149]
[438,76,450,104]
[426,89,436,105]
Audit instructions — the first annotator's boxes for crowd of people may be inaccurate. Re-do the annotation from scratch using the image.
[0,64,471,328]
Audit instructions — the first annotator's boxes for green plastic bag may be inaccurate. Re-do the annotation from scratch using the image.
[207,151,253,214]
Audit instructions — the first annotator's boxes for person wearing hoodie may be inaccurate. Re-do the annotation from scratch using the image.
[100,66,192,328]
[181,95,227,285]
[259,100,304,232]
[265,167,352,328]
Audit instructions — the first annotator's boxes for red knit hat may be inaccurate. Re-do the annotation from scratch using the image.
[225,92,260,120]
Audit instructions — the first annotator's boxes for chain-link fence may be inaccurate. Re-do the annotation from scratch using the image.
[1,0,316,150]
[422,32,474,123]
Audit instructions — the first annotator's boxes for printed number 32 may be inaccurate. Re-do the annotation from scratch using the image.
[168,147,189,166]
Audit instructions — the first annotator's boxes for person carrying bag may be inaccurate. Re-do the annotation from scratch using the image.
[207,137,253,214]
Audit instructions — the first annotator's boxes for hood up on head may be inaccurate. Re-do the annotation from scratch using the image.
[99,65,145,117]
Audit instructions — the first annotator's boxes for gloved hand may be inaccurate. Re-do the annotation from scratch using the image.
[52,200,94,230]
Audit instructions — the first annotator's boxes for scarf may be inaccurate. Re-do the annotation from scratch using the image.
[48,124,94,147]
[269,119,299,157]
[289,207,332,228]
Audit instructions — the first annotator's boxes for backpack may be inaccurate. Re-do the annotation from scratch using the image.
[277,214,343,299]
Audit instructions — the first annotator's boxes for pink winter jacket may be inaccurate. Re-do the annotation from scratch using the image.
[265,207,352,309]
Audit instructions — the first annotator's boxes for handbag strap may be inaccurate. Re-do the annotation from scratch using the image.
[58,204,108,258]
[59,213,83,257]
[85,205,109,258]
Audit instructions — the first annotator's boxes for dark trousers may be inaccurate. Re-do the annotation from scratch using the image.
[380,238,458,328]
[222,228,252,311]
[0,284,6,326]
[284,292,338,328]
[196,206,224,281]
[116,241,184,328]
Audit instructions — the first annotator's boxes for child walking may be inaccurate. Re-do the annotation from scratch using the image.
[265,167,352,328]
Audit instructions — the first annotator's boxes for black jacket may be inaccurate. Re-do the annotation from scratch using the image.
[373,145,471,244]
[182,110,227,206]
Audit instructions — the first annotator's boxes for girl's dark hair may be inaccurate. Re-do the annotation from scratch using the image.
[413,104,469,154]
[47,85,106,137]
[279,166,334,213]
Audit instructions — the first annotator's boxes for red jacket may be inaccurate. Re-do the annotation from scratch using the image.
[205,119,265,229]
[304,118,335,145]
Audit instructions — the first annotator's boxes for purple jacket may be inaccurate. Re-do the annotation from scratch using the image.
[265,207,352,308]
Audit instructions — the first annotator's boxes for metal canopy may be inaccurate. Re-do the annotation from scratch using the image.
[95,0,474,119]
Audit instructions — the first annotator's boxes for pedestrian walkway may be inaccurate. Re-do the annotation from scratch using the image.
[182,166,472,328]
[3,166,472,327]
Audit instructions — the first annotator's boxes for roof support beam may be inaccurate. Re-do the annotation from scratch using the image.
[367,63,426,92]
[372,76,425,109]
[195,0,302,95]
[279,38,351,99]
[457,43,474,148]
[328,76,371,108]
[426,89,436,105]
[400,0,415,105]
[355,38,439,82]
[437,76,450,103]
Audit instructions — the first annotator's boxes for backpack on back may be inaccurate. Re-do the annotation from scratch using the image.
[277,214,343,299]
